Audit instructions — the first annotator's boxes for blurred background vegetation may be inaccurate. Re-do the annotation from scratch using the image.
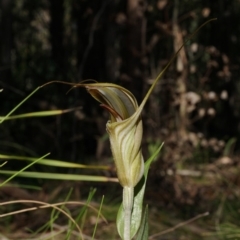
[1,0,240,239]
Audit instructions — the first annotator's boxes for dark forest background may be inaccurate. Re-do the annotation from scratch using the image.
[1,0,240,238]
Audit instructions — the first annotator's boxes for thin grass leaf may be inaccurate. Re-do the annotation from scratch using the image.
[0,108,80,121]
[0,154,109,170]
[49,188,73,238]
[63,189,75,240]
[78,188,96,230]
[0,87,40,124]
[92,195,104,240]
[0,170,118,183]
[0,153,50,187]
[0,161,7,168]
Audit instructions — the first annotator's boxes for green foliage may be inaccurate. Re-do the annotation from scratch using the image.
[223,138,237,156]
[218,223,240,239]
[117,143,163,239]
[136,206,148,240]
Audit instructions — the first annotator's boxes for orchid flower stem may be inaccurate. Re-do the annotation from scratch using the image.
[123,186,134,240]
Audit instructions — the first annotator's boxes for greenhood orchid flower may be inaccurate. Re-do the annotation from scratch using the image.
[84,83,144,188]
[40,18,216,240]
[74,82,148,240]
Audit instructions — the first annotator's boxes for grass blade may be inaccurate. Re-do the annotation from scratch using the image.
[0,153,50,187]
[0,170,118,183]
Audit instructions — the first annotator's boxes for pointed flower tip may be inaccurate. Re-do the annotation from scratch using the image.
[84,83,139,123]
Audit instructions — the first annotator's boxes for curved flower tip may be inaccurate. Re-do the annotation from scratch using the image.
[83,82,144,187]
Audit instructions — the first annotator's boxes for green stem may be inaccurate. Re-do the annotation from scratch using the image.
[123,186,134,240]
